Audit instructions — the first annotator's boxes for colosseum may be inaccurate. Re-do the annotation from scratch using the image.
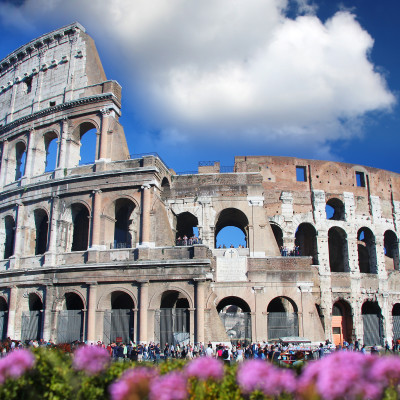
[0,22,399,348]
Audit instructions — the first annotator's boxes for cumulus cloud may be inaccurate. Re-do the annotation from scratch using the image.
[0,0,396,159]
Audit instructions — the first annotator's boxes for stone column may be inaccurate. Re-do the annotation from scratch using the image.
[86,283,98,344]
[140,184,152,247]
[189,308,195,344]
[21,128,35,184]
[42,285,54,341]
[133,308,138,343]
[139,281,149,343]
[90,189,103,249]
[0,139,9,189]
[98,108,111,161]
[10,201,24,268]
[195,279,206,343]
[56,117,69,173]
[7,286,17,339]
[44,195,59,266]
[253,286,264,342]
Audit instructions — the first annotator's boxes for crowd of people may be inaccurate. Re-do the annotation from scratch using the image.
[280,245,300,256]
[176,235,202,246]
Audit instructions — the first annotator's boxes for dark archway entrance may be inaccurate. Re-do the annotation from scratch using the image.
[295,223,318,264]
[215,208,249,248]
[358,228,377,274]
[21,293,43,342]
[71,204,89,251]
[393,304,400,341]
[57,293,84,343]
[328,227,349,272]
[104,291,134,344]
[0,297,8,340]
[217,297,252,345]
[384,230,399,271]
[271,224,283,249]
[267,297,299,339]
[362,301,384,346]
[155,291,190,347]
[332,300,353,346]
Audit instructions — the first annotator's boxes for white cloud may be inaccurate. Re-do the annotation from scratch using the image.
[0,0,396,157]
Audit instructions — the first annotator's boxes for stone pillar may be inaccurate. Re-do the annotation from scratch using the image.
[56,117,69,174]
[86,283,98,344]
[139,184,153,247]
[7,286,17,339]
[90,189,103,249]
[10,201,24,268]
[21,128,35,184]
[253,286,264,342]
[44,195,59,266]
[139,281,149,343]
[42,285,54,341]
[133,308,138,343]
[189,308,195,344]
[99,108,111,161]
[195,279,206,343]
[0,139,9,189]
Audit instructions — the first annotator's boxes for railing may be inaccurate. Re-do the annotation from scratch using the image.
[198,160,219,167]
[176,238,203,246]
[129,152,169,168]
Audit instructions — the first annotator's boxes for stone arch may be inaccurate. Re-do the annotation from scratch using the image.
[331,299,353,346]
[0,296,8,340]
[357,227,377,274]
[295,222,318,264]
[97,287,138,310]
[33,208,49,255]
[53,288,87,311]
[15,140,27,180]
[326,198,345,221]
[270,222,283,249]
[328,226,349,272]
[61,202,90,252]
[175,211,199,245]
[392,303,400,341]
[149,286,194,310]
[384,230,399,271]
[3,214,15,259]
[71,120,100,167]
[362,301,384,346]
[57,291,85,343]
[267,296,299,339]
[21,293,43,342]
[43,130,59,173]
[216,296,252,344]
[161,177,170,188]
[156,289,191,346]
[215,208,249,248]
[113,198,137,249]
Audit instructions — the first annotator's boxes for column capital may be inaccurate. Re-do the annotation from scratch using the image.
[92,189,102,194]
[141,184,152,190]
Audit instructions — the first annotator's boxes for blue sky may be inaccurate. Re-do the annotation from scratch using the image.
[0,0,399,176]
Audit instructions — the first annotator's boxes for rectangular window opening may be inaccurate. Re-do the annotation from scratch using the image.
[49,101,56,107]
[296,166,307,182]
[356,171,365,187]
[25,77,32,94]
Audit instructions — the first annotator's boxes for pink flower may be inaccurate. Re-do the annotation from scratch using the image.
[0,349,35,384]
[185,357,224,381]
[298,351,383,400]
[370,356,400,386]
[237,359,296,397]
[73,345,110,375]
[149,371,188,400]
[109,367,158,400]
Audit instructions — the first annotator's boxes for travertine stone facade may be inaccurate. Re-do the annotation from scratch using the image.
[0,23,399,347]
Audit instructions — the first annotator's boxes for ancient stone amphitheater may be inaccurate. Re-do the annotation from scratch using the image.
[0,22,399,347]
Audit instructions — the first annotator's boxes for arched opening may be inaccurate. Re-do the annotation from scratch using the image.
[114,199,135,248]
[156,290,190,347]
[71,204,89,251]
[4,215,15,259]
[15,141,26,180]
[34,209,48,255]
[358,228,377,274]
[57,292,84,343]
[295,223,318,264]
[78,123,97,165]
[21,293,43,342]
[267,297,299,339]
[384,230,399,271]
[392,304,400,341]
[326,198,345,221]
[362,301,383,346]
[44,132,58,172]
[215,208,249,249]
[104,291,135,344]
[0,297,8,340]
[271,223,283,249]
[332,300,353,346]
[175,212,199,245]
[328,227,349,272]
[217,297,251,345]
[161,177,170,189]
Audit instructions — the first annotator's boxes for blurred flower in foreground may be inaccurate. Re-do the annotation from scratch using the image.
[73,345,110,375]
[298,351,382,400]
[237,359,296,397]
[110,367,158,400]
[185,356,224,381]
[0,349,35,384]
[149,371,188,400]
